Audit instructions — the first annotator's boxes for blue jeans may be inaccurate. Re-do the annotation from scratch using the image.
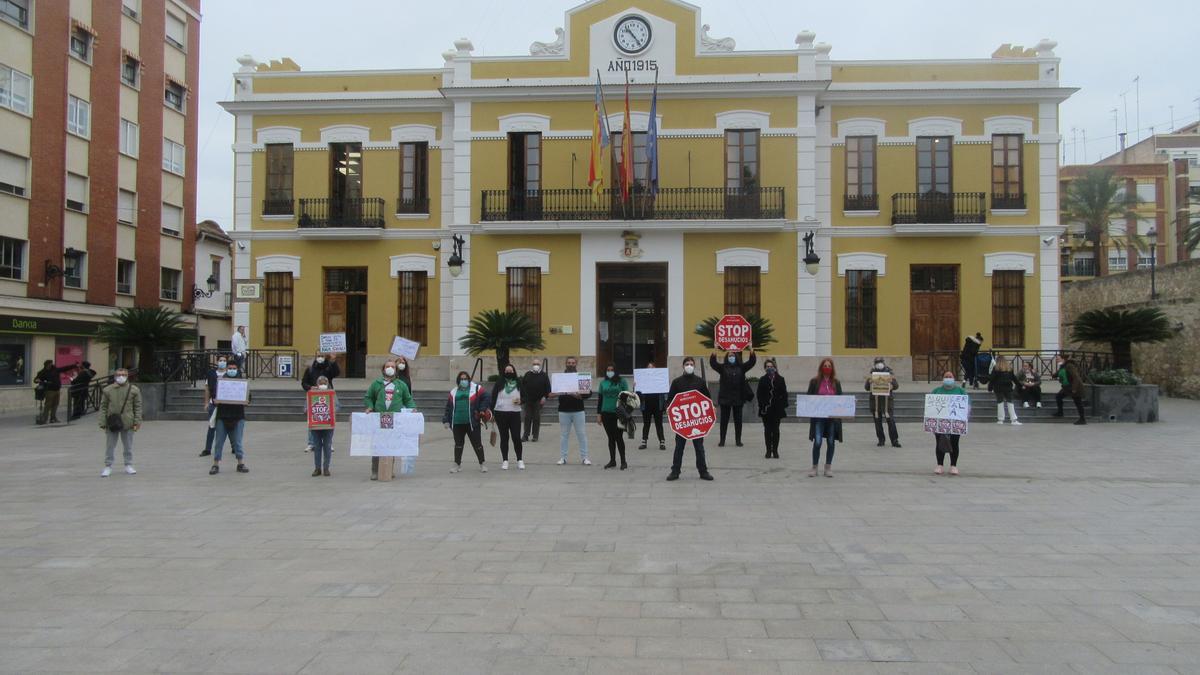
[558,411,588,461]
[812,419,836,466]
[212,419,245,463]
[204,402,217,452]
[311,429,333,470]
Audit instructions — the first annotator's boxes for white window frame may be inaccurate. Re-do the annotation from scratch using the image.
[0,0,30,30]
[64,250,85,289]
[121,0,140,20]
[0,64,33,115]
[121,56,140,88]
[0,150,28,197]
[119,119,139,157]
[165,12,186,51]
[0,235,24,280]
[116,259,135,295]
[117,189,136,224]
[160,267,181,301]
[65,172,88,213]
[164,81,185,112]
[67,95,90,137]
[161,202,182,237]
[69,26,93,64]
[163,139,184,175]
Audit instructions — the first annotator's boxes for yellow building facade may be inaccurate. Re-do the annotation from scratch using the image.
[220,0,1074,381]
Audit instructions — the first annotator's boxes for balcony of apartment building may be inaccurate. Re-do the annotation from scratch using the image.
[480,185,785,222]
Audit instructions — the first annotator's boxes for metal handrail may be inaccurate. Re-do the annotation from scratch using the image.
[151,349,300,383]
[481,186,786,221]
[891,192,987,225]
[297,197,386,228]
[925,349,1114,383]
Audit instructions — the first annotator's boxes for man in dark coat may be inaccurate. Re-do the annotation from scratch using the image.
[666,357,714,482]
[960,332,983,388]
[756,358,788,459]
[1052,354,1087,425]
[519,360,551,442]
[301,354,340,451]
[709,348,756,447]
[69,361,95,420]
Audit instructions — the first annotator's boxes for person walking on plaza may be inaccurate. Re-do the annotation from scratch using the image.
[231,325,249,371]
[666,357,714,482]
[960,332,983,389]
[490,364,525,470]
[806,358,843,478]
[364,359,416,480]
[596,365,631,470]
[1052,354,1087,425]
[637,361,666,451]
[756,358,788,459]
[68,361,95,420]
[99,368,141,477]
[34,360,65,425]
[301,353,340,452]
[1018,362,1042,408]
[931,372,968,475]
[199,355,229,457]
[519,359,550,443]
[709,348,756,447]
[551,356,591,466]
[443,371,490,473]
[209,363,249,475]
[309,375,337,477]
[865,357,901,448]
[989,357,1021,425]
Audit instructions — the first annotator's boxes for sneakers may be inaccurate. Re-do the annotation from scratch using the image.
[124,465,136,475]
[517,460,525,470]
[996,419,1005,424]
[699,472,714,481]
[666,472,680,481]
[323,468,331,477]
[236,464,248,473]
[637,442,647,450]
[501,460,509,471]
[209,465,219,475]
[1023,402,1030,408]
[659,443,666,451]
[1036,402,1043,408]
[556,458,566,465]
[449,464,461,473]
[582,459,592,466]
[304,445,313,453]
[876,440,885,447]
[934,466,944,475]
[949,466,959,476]
[101,466,111,477]
[480,464,488,473]
[312,469,322,477]
[198,449,211,457]
[891,441,902,448]
[1011,419,1022,426]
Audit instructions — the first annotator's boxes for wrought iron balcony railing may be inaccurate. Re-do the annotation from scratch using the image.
[843,193,879,212]
[1061,259,1097,277]
[262,198,293,216]
[480,187,785,222]
[297,197,386,228]
[891,192,986,225]
[991,192,1027,210]
[396,196,430,215]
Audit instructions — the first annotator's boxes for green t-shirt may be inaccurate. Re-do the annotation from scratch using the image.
[598,377,629,414]
[930,384,968,396]
[453,387,470,425]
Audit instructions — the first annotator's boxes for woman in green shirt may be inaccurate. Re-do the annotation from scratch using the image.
[363,359,416,480]
[930,371,968,476]
[596,365,631,470]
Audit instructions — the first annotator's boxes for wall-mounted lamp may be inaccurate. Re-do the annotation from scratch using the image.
[447,234,466,278]
[192,274,218,299]
[802,230,821,275]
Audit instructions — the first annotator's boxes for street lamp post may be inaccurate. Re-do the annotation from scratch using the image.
[1147,227,1157,300]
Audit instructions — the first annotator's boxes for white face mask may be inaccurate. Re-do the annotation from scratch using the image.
[226,370,238,378]
[217,360,227,369]
[384,367,396,377]
[115,375,128,385]
[605,370,615,378]
[397,363,406,371]
[532,364,541,372]
[874,363,884,370]
[684,365,695,375]
[317,384,328,390]
[943,378,956,387]
[316,357,325,364]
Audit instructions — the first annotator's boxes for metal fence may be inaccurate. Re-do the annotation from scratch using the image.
[150,349,300,384]
[925,349,1114,383]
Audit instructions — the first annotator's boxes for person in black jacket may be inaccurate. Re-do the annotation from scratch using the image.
[666,356,714,482]
[756,358,788,459]
[490,364,524,470]
[301,353,342,452]
[69,361,95,420]
[988,357,1021,425]
[805,358,843,478]
[35,360,66,425]
[209,365,249,475]
[865,357,901,448]
[960,332,983,389]
[709,348,756,447]
[519,359,551,442]
[637,361,667,451]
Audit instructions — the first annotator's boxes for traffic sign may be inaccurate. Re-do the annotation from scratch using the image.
[714,314,752,352]
[667,390,716,439]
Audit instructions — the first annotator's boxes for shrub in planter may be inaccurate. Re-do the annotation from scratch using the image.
[1089,369,1141,386]
[1070,307,1172,372]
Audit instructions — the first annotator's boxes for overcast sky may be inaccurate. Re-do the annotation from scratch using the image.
[195,0,1200,228]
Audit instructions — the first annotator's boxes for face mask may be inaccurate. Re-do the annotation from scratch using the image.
[217,360,227,369]
[727,356,737,364]
[316,357,325,364]
[384,367,396,377]
[606,370,615,378]
[943,378,956,387]
[115,375,128,385]
[766,366,776,374]
[505,372,516,380]
[821,366,832,376]
[874,363,884,370]
[317,384,328,390]
[459,379,469,388]
[532,364,541,372]
[684,365,695,375]
[566,363,577,372]
[397,363,406,371]
[227,370,238,377]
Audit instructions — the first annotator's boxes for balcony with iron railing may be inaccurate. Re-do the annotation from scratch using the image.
[396,196,430,215]
[297,197,386,228]
[891,192,987,225]
[991,192,1027,210]
[843,193,879,212]
[1061,259,1097,277]
[1108,258,1128,272]
[262,198,294,216]
[480,186,786,222]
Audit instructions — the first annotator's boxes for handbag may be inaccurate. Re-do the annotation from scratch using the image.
[105,387,131,431]
[742,380,755,404]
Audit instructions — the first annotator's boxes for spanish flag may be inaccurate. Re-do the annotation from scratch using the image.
[620,70,634,204]
[588,72,610,204]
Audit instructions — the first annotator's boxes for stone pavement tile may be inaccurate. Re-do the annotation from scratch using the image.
[862,640,915,662]
[998,640,1113,665]
[816,639,869,661]
[529,585,607,601]
[491,654,589,674]
[606,586,678,602]
[595,617,680,637]
[679,658,783,674]
[878,604,968,622]
[584,657,684,674]
[0,626,133,648]
[682,587,757,602]
[1092,641,1198,665]
[13,646,146,672]
[426,613,518,633]
[541,635,637,658]
[636,636,729,659]
[764,620,856,640]
[643,574,717,588]
[800,603,886,621]
[777,661,876,675]
[871,663,976,675]
[297,650,407,674]
[512,614,598,635]
[1067,664,1182,675]
[959,603,1056,622]
[680,618,766,638]
[721,602,803,619]
[848,620,944,641]
[268,611,361,631]
[185,609,283,630]
[727,637,821,661]
[106,609,205,630]
[906,639,1015,665]
[969,664,1067,675]
[394,653,494,674]
[641,602,722,618]
[933,620,1126,642]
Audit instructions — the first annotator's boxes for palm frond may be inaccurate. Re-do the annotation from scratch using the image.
[1070,307,1173,345]
[693,315,778,351]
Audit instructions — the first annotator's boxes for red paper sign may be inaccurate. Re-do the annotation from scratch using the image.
[714,314,752,352]
[306,390,335,430]
[667,390,716,439]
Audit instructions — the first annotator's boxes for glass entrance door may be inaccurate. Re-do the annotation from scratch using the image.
[611,300,656,374]
[596,263,668,375]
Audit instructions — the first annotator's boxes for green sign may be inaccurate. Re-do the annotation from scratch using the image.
[0,315,102,337]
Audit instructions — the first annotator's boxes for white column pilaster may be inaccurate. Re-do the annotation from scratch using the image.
[448,100,473,356]
[1038,101,1063,350]
[796,93,819,356]
[232,113,253,330]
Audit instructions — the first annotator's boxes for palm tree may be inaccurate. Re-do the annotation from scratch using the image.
[459,309,546,374]
[1180,194,1200,255]
[1061,168,1140,277]
[694,314,778,351]
[1070,307,1173,372]
[96,307,193,377]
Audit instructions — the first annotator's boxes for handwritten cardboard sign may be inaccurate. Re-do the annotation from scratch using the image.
[389,336,420,360]
[551,372,592,394]
[318,332,347,354]
[795,395,856,419]
[923,394,970,436]
[349,412,425,457]
[633,368,670,394]
[214,378,249,405]
[870,372,893,397]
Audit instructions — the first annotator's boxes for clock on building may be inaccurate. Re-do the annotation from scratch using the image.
[613,15,652,55]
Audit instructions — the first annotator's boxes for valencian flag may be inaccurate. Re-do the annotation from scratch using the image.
[620,70,634,204]
[588,72,610,204]
[645,69,659,196]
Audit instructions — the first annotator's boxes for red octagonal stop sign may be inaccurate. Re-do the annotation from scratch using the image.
[668,390,717,439]
[714,314,752,352]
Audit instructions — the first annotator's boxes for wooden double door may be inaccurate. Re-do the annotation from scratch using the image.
[909,265,960,381]
[323,268,368,378]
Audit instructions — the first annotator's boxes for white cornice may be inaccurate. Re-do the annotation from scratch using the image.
[230,229,445,241]
[219,99,450,115]
[476,220,795,234]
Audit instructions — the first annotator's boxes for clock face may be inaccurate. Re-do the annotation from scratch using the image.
[613,15,652,55]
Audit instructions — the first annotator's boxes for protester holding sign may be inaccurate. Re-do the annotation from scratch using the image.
[209,366,249,476]
[709,348,756,447]
[805,358,843,478]
[865,358,902,448]
[199,355,231,457]
[930,372,968,475]
[636,363,667,451]
[363,359,416,480]
[307,376,338,477]
[490,364,525,470]
[666,357,714,482]
[519,360,550,443]
[443,371,490,473]
[756,358,789,459]
[301,354,340,452]
[596,365,631,470]
[550,356,591,466]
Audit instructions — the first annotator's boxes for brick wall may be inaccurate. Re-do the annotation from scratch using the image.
[1061,259,1200,399]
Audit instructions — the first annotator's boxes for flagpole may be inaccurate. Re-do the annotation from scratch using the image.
[597,70,611,209]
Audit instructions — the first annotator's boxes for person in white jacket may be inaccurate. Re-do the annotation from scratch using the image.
[231,326,248,371]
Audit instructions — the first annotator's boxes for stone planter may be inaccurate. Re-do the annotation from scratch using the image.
[1088,384,1159,423]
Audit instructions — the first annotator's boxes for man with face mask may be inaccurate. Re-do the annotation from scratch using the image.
[520,359,551,443]
[199,355,230,457]
[550,357,592,466]
[301,353,341,452]
[364,360,417,480]
[99,368,142,477]
[666,357,714,481]
[865,357,901,448]
[709,348,756,447]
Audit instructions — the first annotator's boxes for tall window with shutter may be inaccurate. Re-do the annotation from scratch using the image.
[397,271,428,345]
[506,267,541,330]
[723,266,761,317]
[991,270,1024,348]
[264,272,293,346]
[845,270,878,349]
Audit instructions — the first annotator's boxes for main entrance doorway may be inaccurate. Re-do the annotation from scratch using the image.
[909,265,960,380]
[323,268,368,378]
[597,263,667,374]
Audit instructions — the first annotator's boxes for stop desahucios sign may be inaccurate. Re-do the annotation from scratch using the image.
[714,314,752,352]
[668,390,716,439]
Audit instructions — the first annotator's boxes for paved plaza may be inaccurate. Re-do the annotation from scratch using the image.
[2,401,1200,674]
